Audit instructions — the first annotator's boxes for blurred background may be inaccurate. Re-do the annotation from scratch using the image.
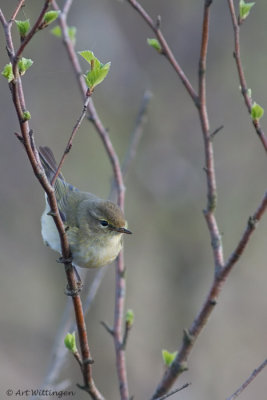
[0,0,267,399]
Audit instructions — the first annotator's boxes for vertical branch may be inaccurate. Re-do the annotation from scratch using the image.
[198,0,224,274]
[227,0,267,151]
[52,1,130,398]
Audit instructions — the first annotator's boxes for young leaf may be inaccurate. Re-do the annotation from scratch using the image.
[126,309,134,326]
[18,58,33,75]
[64,332,77,353]
[251,102,264,120]
[43,10,60,26]
[15,19,30,39]
[23,111,31,121]
[1,63,14,83]
[162,349,178,367]
[147,38,162,53]
[239,0,255,21]
[50,25,62,38]
[84,62,111,90]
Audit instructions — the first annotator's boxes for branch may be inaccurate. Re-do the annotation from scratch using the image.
[227,0,267,152]
[124,1,267,398]
[52,1,130,398]
[126,0,198,106]
[51,92,92,186]
[0,4,104,400]
[226,359,267,400]
[10,0,25,21]
[155,383,191,400]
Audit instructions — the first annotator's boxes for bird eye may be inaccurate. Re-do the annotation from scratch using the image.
[100,220,109,227]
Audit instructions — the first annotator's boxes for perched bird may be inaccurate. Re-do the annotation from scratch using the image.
[39,146,131,268]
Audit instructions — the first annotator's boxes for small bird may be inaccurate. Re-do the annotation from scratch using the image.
[39,146,132,268]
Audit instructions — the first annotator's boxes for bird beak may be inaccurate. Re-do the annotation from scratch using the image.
[116,227,132,234]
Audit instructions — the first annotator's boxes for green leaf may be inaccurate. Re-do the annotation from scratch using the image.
[126,309,134,326]
[84,62,110,90]
[147,38,162,53]
[162,350,177,367]
[64,332,77,353]
[50,25,76,45]
[1,63,14,83]
[239,0,255,20]
[18,58,33,75]
[79,51,111,89]
[15,19,30,39]
[79,51,101,69]
[23,111,31,121]
[50,25,62,38]
[43,10,60,26]
[251,102,264,120]
[68,26,77,45]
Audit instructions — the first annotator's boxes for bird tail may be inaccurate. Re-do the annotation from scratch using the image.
[39,146,64,183]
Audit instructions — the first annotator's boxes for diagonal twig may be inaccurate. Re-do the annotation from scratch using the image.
[226,359,267,400]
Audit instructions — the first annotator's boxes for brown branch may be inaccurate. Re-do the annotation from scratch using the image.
[10,0,25,21]
[0,4,104,400]
[226,359,267,400]
[125,1,267,398]
[198,0,224,274]
[52,1,130,398]
[227,0,267,152]
[126,0,198,106]
[51,92,92,186]
[155,383,191,400]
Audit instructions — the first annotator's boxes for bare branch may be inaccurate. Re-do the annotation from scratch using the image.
[226,359,267,400]
[126,0,198,105]
[0,4,104,399]
[155,383,191,400]
[52,1,130,397]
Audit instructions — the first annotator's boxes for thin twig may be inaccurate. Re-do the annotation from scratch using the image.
[121,90,152,177]
[110,90,152,199]
[226,359,267,400]
[198,0,224,274]
[124,1,267,398]
[227,0,267,152]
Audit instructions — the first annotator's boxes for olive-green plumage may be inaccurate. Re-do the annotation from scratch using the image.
[40,146,131,268]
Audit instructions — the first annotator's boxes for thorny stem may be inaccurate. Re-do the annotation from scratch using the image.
[227,0,267,152]
[0,3,103,400]
[52,1,130,398]
[125,0,267,398]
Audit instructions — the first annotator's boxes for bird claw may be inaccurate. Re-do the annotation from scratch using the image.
[64,281,83,297]
[56,256,73,266]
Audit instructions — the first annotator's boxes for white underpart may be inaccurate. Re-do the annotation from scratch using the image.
[41,198,61,253]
